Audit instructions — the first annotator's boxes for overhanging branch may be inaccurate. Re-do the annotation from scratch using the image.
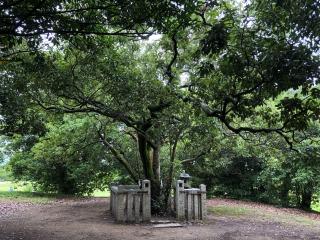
[97,128,138,182]
[166,32,179,85]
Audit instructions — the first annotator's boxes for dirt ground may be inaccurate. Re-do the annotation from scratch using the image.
[1,198,320,240]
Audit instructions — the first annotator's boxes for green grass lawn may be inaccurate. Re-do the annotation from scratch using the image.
[0,181,109,203]
[312,202,320,212]
[91,189,110,197]
[0,181,33,192]
[209,205,254,217]
[0,181,57,203]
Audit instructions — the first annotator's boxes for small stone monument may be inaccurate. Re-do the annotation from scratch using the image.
[179,170,191,189]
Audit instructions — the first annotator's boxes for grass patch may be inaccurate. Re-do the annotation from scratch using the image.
[280,214,316,226]
[311,202,320,212]
[208,205,253,217]
[0,191,56,203]
[209,203,319,228]
[0,181,110,203]
[91,189,110,197]
[0,182,59,203]
[0,181,33,192]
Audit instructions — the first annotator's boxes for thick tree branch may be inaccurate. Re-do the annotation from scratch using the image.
[180,147,211,164]
[0,50,32,59]
[2,29,151,38]
[166,33,179,85]
[196,97,297,150]
[97,129,138,182]
[163,128,183,207]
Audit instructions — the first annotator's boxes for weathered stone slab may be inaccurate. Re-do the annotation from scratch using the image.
[127,192,134,222]
[194,194,199,220]
[134,194,141,223]
[115,193,126,222]
[150,220,176,224]
[152,223,184,228]
[200,184,206,220]
[118,185,140,190]
[186,192,192,221]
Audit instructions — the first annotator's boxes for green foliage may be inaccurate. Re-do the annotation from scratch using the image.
[0,0,200,51]
[9,116,117,195]
[0,166,12,181]
[180,119,320,211]
[213,156,263,199]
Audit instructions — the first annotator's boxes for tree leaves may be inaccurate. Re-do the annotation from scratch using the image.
[201,23,228,55]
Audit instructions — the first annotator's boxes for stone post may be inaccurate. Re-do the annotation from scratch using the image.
[142,180,151,221]
[134,194,141,223]
[186,191,192,221]
[110,188,113,211]
[199,184,206,220]
[109,183,117,212]
[127,191,134,222]
[110,186,117,216]
[115,192,126,222]
[194,194,199,220]
[175,180,185,220]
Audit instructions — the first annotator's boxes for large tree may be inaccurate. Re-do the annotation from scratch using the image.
[1,0,319,213]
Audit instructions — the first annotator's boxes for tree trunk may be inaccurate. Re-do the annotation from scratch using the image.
[280,174,290,207]
[163,130,181,210]
[137,132,164,214]
[300,189,313,210]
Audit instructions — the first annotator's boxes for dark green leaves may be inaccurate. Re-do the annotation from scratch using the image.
[200,23,228,55]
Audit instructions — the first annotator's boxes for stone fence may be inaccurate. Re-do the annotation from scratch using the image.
[175,180,206,221]
[110,180,151,223]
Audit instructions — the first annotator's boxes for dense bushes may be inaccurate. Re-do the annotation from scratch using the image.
[185,130,320,210]
[0,166,12,181]
[8,117,118,195]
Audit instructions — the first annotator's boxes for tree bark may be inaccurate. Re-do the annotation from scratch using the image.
[137,132,154,180]
[152,145,161,183]
[137,131,163,214]
[164,129,181,209]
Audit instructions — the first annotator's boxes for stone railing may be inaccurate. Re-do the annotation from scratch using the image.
[110,180,151,223]
[175,180,206,221]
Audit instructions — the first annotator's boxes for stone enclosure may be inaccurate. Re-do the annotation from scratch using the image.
[110,180,151,223]
[175,180,207,221]
[110,176,206,223]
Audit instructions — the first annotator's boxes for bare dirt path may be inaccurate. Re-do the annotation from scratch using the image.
[0,198,320,240]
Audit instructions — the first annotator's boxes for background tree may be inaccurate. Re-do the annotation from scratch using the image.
[9,116,118,195]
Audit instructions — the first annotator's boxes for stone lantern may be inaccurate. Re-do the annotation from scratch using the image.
[179,170,191,188]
